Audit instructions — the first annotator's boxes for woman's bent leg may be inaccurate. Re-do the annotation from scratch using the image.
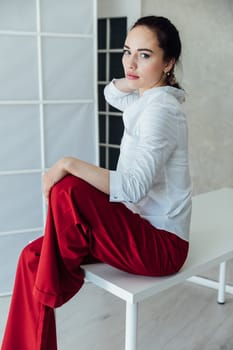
[1,175,188,350]
[34,175,188,309]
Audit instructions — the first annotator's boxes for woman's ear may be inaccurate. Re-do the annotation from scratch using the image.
[164,58,176,74]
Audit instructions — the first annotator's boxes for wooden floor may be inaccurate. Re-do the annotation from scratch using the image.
[1,263,233,350]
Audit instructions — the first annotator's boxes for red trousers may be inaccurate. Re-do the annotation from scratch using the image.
[1,175,188,350]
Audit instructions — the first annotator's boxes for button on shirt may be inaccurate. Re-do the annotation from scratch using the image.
[104,80,192,241]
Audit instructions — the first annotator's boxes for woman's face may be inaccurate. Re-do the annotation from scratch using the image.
[122,25,173,95]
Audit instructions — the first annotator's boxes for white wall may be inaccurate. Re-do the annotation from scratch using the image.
[98,0,141,28]
[142,0,233,194]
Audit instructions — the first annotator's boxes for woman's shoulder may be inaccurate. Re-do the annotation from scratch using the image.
[142,86,185,106]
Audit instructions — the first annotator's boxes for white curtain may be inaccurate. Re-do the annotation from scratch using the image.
[0,0,97,294]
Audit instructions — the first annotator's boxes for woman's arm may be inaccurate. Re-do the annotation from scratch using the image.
[113,78,136,93]
[42,157,109,200]
[104,79,139,112]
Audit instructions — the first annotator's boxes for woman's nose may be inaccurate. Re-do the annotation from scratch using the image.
[127,55,137,69]
[125,54,137,69]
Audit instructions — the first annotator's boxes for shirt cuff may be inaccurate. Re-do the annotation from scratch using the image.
[109,170,124,202]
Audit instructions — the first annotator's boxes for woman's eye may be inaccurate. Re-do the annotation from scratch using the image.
[123,49,131,56]
[140,52,150,59]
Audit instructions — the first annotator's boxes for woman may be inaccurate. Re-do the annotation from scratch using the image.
[1,15,192,350]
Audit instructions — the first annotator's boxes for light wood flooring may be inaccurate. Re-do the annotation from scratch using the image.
[1,263,233,350]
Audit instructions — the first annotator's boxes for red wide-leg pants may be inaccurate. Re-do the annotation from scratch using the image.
[1,175,188,350]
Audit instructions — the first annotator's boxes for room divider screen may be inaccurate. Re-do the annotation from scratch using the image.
[0,0,98,294]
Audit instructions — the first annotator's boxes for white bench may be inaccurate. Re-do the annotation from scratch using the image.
[82,188,233,350]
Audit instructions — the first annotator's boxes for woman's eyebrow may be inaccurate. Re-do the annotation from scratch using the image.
[123,44,154,53]
[138,48,154,53]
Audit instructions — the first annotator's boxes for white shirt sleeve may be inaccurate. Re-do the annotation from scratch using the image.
[110,101,178,203]
[104,80,139,112]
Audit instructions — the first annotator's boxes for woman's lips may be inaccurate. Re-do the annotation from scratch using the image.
[126,73,139,80]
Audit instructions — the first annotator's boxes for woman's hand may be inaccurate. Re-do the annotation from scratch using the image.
[42,156,110,201]
[42,158,68,200]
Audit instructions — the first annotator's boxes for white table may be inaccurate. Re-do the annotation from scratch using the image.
[83,188,233,350]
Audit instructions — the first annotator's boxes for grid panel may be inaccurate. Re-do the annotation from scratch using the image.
[42,37,94,100]
[0,105,41,170]
[0,0,97,294]
[0,173,43,232]
[98,17,127,170]
[0,0,36,31]
[0,35,38,100]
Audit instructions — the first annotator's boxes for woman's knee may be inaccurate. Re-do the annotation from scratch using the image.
[50,175,98,204]
[50,175,85,197]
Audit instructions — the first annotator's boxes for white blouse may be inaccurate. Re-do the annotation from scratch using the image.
[104,80,192,241]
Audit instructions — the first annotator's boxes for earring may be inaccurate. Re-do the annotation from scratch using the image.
[166,71,171,77]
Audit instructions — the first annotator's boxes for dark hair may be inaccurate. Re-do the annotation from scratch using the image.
[132,16,182,89]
